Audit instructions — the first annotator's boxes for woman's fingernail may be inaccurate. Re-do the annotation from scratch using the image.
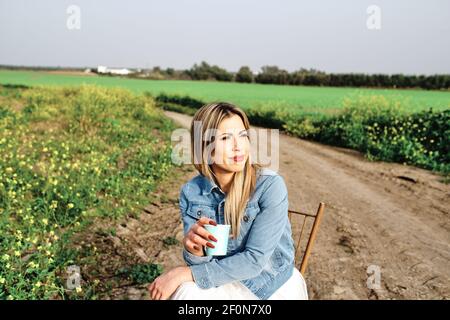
[206,242,215,248]
[209,221,217,226]
[208,235,217,242]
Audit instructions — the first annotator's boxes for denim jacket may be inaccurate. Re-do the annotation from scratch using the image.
[179,168,296,300]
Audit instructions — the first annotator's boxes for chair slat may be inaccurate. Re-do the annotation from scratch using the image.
[287,203,325,275]
[299,203,325,274]
[295,216,307,263]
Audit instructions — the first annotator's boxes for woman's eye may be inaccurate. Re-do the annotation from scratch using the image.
[221,133,247,140]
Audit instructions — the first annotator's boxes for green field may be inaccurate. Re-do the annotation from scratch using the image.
[0,70,449,114]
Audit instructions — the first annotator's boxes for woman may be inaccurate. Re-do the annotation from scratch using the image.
[149,102,308,300]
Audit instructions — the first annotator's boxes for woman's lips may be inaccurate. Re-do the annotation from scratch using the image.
[231,155,245,162]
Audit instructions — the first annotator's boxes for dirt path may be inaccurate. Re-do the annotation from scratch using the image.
[163,110,450,300]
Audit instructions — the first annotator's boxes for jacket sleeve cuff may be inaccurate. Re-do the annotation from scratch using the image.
[183,248,213,266]
[189,263,214,289]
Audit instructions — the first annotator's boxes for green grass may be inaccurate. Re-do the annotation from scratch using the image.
[1,70,449,114]
[116,263,163,285]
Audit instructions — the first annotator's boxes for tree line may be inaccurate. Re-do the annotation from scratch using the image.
[2,63,448,90]
[132,62,449,90]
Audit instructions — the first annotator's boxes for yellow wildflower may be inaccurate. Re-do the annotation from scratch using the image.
[50,201,58,210]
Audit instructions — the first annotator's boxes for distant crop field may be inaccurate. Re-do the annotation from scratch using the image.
[0,70,449,114]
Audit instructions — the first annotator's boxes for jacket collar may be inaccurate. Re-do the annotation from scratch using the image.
[200,174,225,195]
[200,168,264,196]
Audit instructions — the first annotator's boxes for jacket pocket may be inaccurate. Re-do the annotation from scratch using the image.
[186,202,217,221]
[237,203,260,241]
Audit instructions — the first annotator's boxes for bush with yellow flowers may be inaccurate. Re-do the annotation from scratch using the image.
[0,84,175,299]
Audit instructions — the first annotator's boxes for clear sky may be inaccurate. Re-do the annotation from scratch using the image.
[1,0,449,75]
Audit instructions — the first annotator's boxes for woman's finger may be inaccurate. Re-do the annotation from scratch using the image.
[150,282,157,298]
[192,224,217,242]
[196,217,217,227]
[148,282,154,293]
[190,233,214,248]
[185,239,201,252]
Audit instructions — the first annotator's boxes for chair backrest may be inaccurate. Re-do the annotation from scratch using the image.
[288,202,325,275]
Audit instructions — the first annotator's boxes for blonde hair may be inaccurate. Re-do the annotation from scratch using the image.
[190,102,263,239]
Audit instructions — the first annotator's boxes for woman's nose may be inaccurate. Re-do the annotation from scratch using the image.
[232,136,241,150]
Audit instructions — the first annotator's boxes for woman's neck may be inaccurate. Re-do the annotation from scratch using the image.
[211,166,234,194]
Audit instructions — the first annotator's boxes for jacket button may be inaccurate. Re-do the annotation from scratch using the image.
[243,215,249,222]
[197,210,202,216]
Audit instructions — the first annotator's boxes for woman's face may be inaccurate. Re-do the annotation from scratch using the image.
[210,114,250,173]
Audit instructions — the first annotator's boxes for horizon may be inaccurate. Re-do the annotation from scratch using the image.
[1,64,449,77]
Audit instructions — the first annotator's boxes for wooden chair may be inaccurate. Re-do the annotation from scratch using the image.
[288,202,325,275]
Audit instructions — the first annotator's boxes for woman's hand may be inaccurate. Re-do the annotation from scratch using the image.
[183,217,218,256]
[148,266,193,300]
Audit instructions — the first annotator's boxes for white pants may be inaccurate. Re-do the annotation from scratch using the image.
[170,267,308,300]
